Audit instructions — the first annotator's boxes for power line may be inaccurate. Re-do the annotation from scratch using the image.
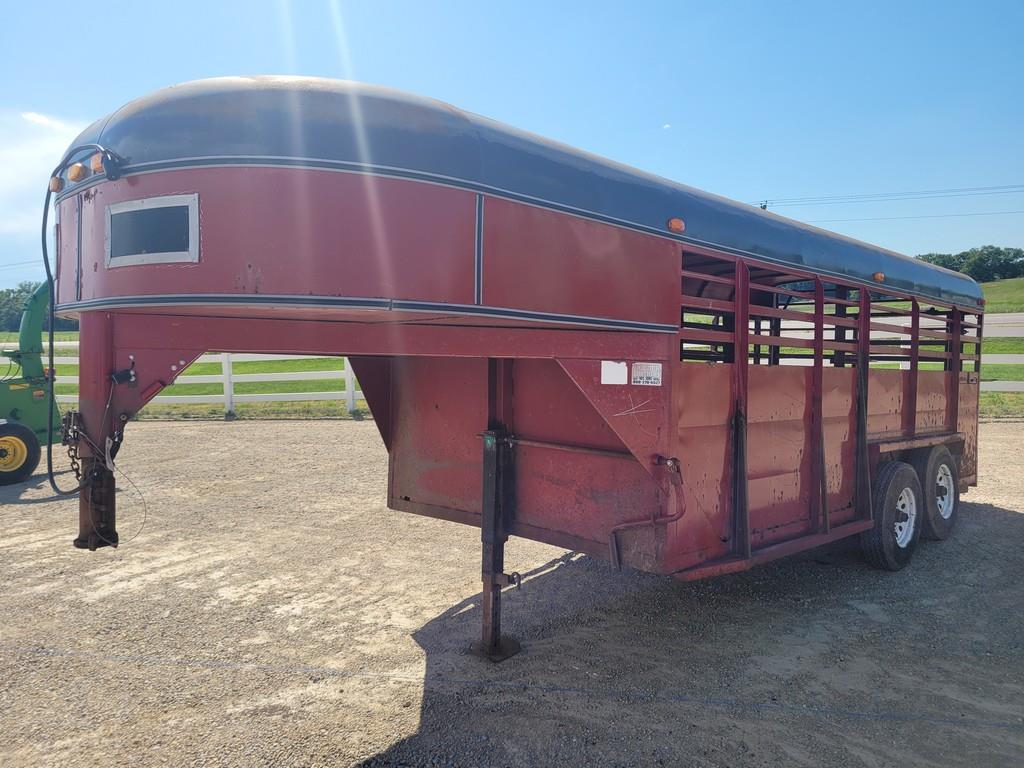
[767,188,1024,208]
[751,183,1024,208]
[754,183,1024,204]
[808,209,1024,224]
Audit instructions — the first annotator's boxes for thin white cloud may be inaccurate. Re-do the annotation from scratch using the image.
[0,111,84,236]
[20,111,72,131]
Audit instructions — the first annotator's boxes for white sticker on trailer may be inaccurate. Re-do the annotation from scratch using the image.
[600,361,628,385]
[631,362,663,386]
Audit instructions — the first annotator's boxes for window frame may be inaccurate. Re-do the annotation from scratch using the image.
[104,193,200,268]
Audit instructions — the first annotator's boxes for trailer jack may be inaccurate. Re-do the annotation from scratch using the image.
[471,428,522,662]
[62,409,120,551]
[73,459,118,551]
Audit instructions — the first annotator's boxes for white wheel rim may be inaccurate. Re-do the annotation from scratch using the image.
[894,487,917,548]
[935,464,954,520]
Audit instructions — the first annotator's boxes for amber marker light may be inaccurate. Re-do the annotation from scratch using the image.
[48,176,64,193]
[67,162,88,182]
[667,217,686,233]
[89,153,105,173]
[872,271,886,282]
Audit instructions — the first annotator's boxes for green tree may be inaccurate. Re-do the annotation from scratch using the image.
[960,246,1024,282]
[0,281,78,333]
[0,282,37,332]
[916,252,965,272]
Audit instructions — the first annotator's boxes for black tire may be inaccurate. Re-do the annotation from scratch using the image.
[910,446,959,541]
[0,421,41,486]
[860,461,923,571]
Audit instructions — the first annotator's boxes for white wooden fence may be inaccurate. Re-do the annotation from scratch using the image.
[0,343,363,415]
[138,353,365,414]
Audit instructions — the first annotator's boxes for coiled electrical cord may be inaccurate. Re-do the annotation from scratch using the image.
[39,144,123,496]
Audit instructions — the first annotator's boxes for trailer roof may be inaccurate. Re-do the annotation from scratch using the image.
[65,76,983,309]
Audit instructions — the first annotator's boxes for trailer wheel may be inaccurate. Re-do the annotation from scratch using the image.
[0,421,41,486]
[910,446,959,541]
[860,461,922,571]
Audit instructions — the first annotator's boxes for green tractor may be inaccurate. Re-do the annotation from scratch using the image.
[1,283,60,485]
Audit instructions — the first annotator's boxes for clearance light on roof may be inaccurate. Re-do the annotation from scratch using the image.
[872,271,886,282]
[667,217,686,233]
[67,162,89,182]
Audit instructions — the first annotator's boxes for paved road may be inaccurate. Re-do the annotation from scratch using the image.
[983,381,1024,392]
[980,312,1024,337]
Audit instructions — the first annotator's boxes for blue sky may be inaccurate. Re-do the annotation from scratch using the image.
[2,0,1022,287]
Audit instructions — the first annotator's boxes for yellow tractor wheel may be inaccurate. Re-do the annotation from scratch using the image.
[0,421,41,486]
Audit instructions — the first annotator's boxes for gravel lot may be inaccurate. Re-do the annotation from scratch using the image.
[1,420,1022,767]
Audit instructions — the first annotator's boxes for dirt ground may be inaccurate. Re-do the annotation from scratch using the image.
[1,421,1022,768]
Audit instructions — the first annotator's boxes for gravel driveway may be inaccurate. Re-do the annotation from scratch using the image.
[1,420,1022,767]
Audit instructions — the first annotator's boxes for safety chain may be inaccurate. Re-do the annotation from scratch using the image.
[60,410,83,481]
[66,442,81,481]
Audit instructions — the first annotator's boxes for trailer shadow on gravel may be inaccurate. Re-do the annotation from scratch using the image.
[362,500,1024,768]
[0,470,78,506]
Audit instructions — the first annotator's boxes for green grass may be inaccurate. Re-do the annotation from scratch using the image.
[56,399,369,420]
[980,364,1024,381]
[807,276,1023,314]
[981,277,1024,314]
[982,337,1024,353]
[182,357,343,375]
[49,356,345,389]
[0,331,79,343]
[48,356,344,381]
[53,379,351,397]
[979,393,1024,418]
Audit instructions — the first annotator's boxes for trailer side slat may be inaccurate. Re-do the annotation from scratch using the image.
[679,296,736,313]
[678,328,735,344]
[749,304,857,328]
[680,269,735,286]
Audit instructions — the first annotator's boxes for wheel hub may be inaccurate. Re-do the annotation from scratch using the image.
[0,436,27,473]
[935,463,954,520]
[894,487,917,548]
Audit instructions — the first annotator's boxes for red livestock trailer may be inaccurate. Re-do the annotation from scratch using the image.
[46,77,982,660]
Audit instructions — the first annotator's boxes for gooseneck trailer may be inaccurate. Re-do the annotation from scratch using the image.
[47,77,982,660]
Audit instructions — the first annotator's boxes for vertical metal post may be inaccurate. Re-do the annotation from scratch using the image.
[812,278,829,533]
[221,353,235,418]
[854,290,873,522]
[904,300,919,436]
[472,358,520,662]
[732,262,751,558]
[344,358,357,415]
[947,309,962,432]
[833,286,849,368]
[768,316,781,366]
[975,313,984,374]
